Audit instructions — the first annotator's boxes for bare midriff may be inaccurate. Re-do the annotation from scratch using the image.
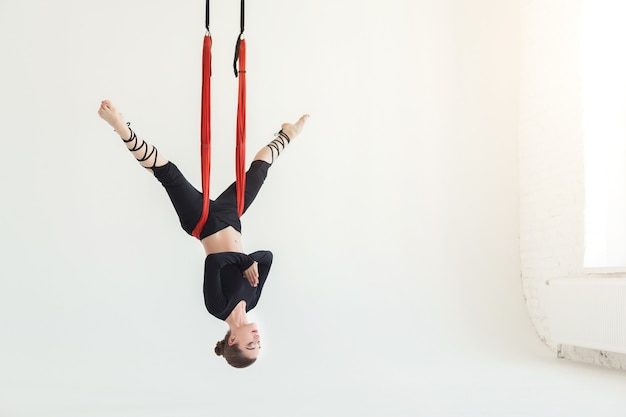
[201,226,244,256]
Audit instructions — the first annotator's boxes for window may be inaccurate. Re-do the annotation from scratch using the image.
[582,0,626,268]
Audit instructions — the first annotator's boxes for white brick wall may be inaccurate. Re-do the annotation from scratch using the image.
[519,0,626,368]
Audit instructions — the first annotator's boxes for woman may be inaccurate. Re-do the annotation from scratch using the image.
[98,100,309,368]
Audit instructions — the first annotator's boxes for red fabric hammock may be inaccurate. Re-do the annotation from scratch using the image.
[235,38,247,218]
[191,34,213,239]
[192,1,247,239]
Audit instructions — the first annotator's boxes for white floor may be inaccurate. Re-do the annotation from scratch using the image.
[3,344,626,417]
[2,289,626,417]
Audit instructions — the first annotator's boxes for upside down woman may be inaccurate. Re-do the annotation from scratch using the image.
[98,100,309,368]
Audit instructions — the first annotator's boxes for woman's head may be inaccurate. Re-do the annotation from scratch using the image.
[214,324,261,368]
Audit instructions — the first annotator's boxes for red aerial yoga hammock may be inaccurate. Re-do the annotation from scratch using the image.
[192,0,247,239]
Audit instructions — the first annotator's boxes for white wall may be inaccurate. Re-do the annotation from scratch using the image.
[5,0,624,416]
[519,0,585,347]
[519,0,626,368]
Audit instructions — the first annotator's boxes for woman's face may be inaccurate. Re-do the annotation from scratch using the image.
[229,323,261,359]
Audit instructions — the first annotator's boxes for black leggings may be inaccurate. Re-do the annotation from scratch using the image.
[152,160,271,239]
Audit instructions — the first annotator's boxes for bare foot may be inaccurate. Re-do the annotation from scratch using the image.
[98,100,131,140]
[280,114,310,140]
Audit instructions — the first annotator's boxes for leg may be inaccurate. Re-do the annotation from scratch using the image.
[252,114,310,164]
[213,160,270,218]
[98,99,201,236]
[152,163,204,236]
[214,114,310,215]
[98,100,169,171]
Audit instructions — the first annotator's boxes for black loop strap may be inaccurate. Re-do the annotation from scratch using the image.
[233,0,245,77]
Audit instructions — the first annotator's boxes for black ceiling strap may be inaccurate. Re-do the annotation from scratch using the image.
[233,0,245,77]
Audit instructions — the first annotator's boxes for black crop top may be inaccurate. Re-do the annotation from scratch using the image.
[203,251,273,320]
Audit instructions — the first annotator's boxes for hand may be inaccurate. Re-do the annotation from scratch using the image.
[243,262,259,287]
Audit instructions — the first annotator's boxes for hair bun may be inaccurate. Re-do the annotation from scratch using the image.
[214,340,225,356]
